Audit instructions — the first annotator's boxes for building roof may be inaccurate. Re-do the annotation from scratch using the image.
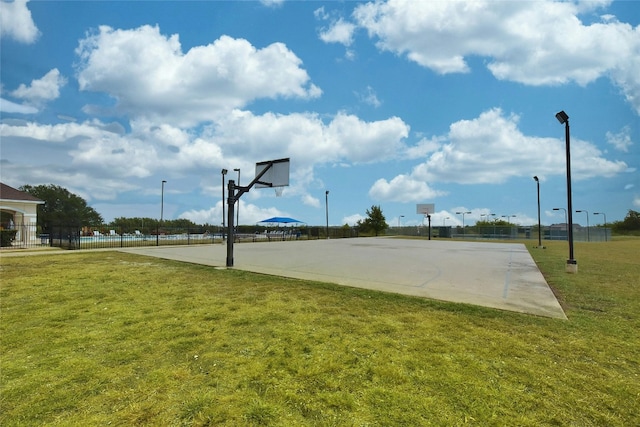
[0,183,44,203]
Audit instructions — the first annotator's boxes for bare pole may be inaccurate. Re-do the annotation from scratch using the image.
[226,179,235,267]
[325,190,329,239]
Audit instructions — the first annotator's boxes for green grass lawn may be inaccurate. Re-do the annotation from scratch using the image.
[1,238,639,426]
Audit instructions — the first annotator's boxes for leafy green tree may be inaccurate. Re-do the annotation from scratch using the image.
[109,217,157,234]
[358,205,388,236]
[20,184,103,231]
[611,210,640,235]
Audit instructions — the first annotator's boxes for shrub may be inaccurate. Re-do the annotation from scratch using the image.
[0,229,17,247]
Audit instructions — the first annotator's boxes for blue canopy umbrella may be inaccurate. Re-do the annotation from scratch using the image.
[258,216,304,225]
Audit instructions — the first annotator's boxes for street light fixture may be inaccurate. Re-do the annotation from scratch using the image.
[553,207,567,225]
[488,213,496,237]
[234,168,240,228]
[398,215,405,228]
[594,212,607,242]
[556,110,577,272]
[325,190,329,239]
[501,215,516,224]
[443,216,450,226]
[576,210,590,242]
[455,211,471,235]
[533,176,542,248]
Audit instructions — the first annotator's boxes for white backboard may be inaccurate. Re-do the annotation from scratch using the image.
[416,203,435,214]
[255,158,290,188]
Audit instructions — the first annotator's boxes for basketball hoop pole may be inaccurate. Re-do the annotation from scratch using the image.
[226,161,278,267]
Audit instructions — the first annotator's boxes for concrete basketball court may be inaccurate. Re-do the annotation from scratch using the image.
[119,238,567,319]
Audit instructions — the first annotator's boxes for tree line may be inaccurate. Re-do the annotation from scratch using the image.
[19,184,639,236]
[19,185,390,236]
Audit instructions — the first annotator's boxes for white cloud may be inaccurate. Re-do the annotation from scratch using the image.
[0,97,38,114]
[319,18,356,46]
[75,25,321,126]
[0,109,410,211]
[368,107,628,205]
[10,69,67,106]
[356,86,381,108]
[412,108,627,184]
[0,0,39,44]
[179,200,285,225]
[260,0,284,8]
[342,213,365,226]
[352,0,640,114]
[606,125,633,152]
[302,193,320,208]
[404,136,443,159]
[369,174,446,202]
[210,109,409,167]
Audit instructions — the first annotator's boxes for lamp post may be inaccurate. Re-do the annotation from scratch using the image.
[398,215,404,228]
[576,210,590,242]
[533,176,542,247]
[556,110,577,272]
[443,217,450,226]
[594,212,607,242]
[489,213,496,236]
[501,215,516,224]
[221,169,228,236]
[456,211,471,236]
[234,168,240,229]
[553,208,567,225]
[159,180,166,246]
[553,207,567,241]
[325,190,329,239]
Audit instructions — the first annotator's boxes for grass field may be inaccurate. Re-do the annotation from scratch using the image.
[1,238,639,426]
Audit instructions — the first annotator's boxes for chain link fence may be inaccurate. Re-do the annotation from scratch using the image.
[387,225,610,242]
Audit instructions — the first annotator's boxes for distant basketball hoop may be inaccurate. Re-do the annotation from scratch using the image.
[416,203,435,215]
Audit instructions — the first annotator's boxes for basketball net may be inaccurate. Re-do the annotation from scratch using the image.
[274,186,284,197]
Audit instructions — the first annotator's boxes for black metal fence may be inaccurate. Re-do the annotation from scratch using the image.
[0,223,610,250]
[52,226,223,250]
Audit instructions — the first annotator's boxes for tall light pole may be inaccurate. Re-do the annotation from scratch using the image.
[221,169,228,234]
[594,212,607,242]
[443,217,450,226]
[576,210,590,242]
[533,176,542,248]
[398,215,404,227]
[556,110,577,272]
[234,168,240,229]
[159,180,166,246]
[325,190,329,239]
[501,215,516,224]
[553,208,567,226]
[456,211,471,235]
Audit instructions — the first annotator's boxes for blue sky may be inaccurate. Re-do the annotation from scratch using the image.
[1,0,638,229]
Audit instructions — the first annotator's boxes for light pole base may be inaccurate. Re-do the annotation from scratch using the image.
[565,259,578,274]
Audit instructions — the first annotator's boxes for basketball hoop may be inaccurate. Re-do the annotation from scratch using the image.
[275,187,284,197]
